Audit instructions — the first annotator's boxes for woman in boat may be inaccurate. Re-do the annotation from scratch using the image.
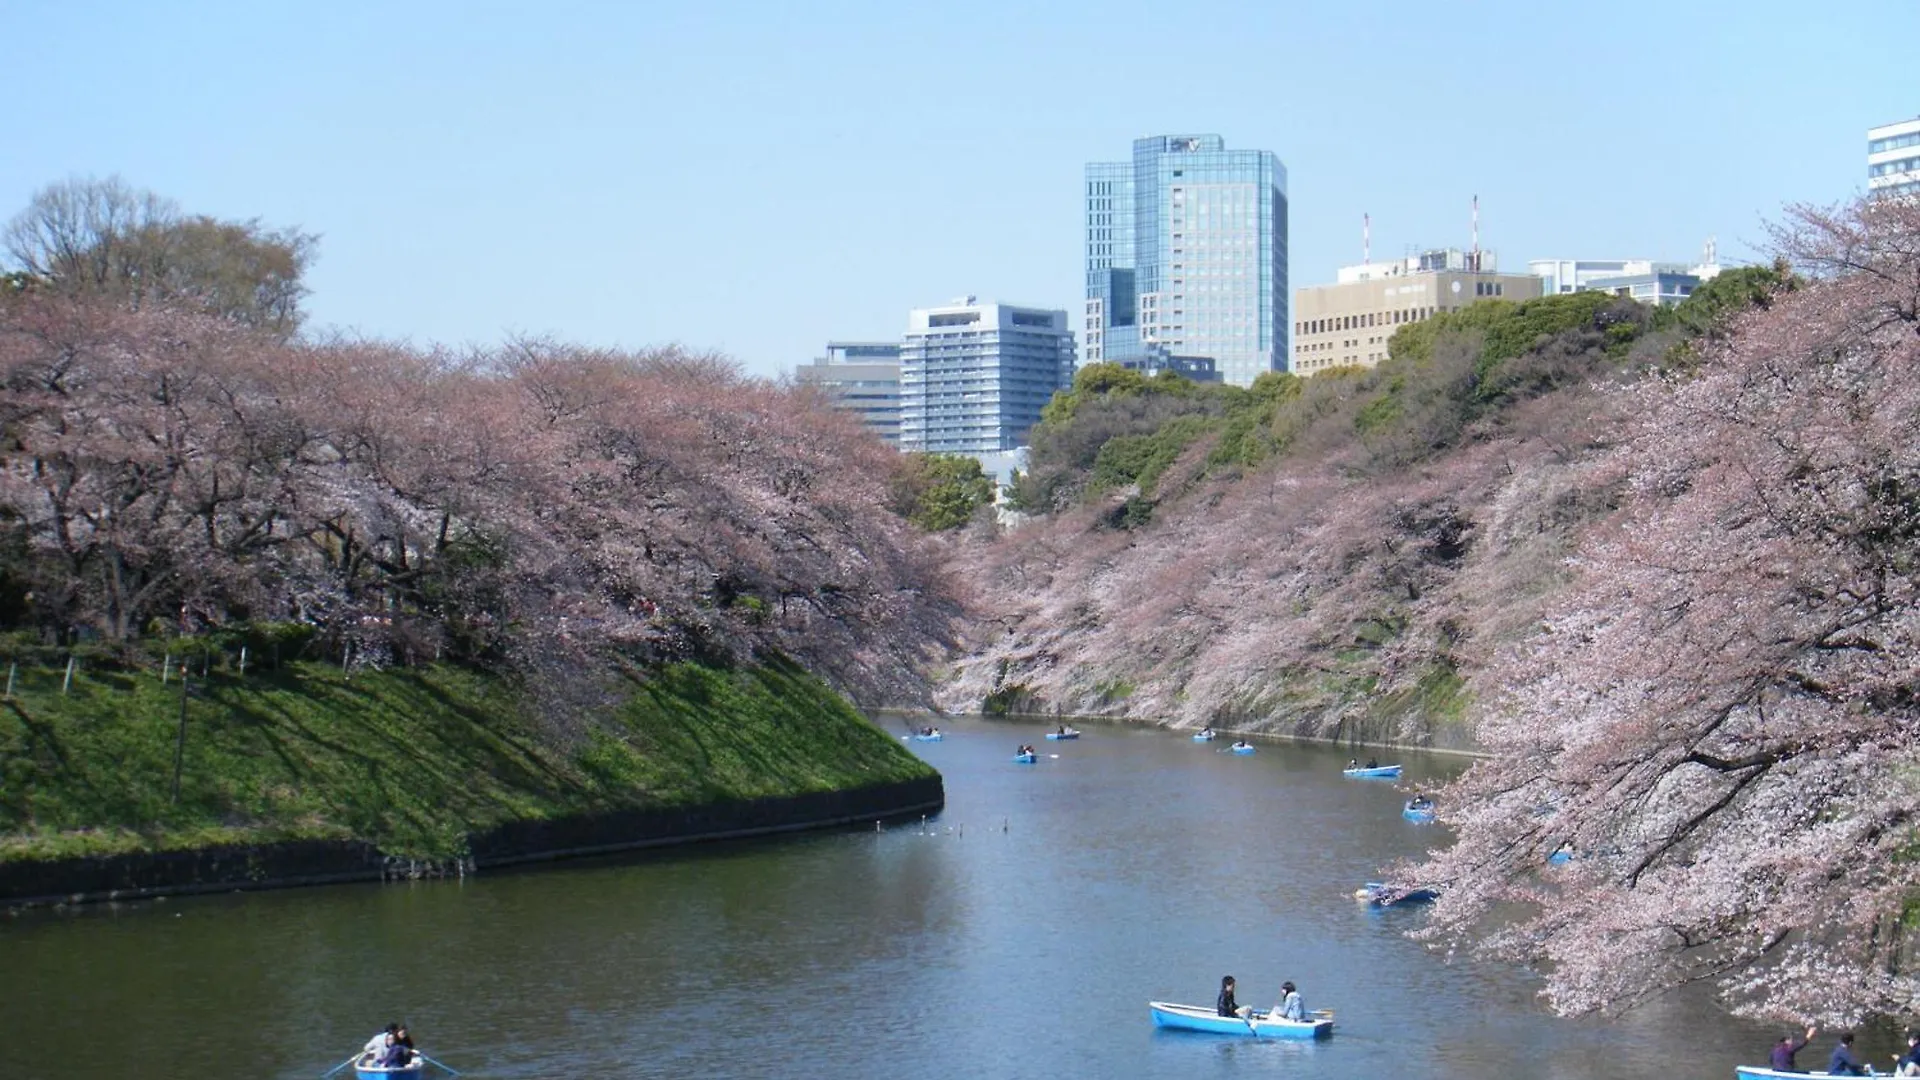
[1216,975,1249,1018]
[1273,981,1306,1022]
[1892,1029,1920,1075]
[380,1031,415,1070]
[360,1023,399,1065]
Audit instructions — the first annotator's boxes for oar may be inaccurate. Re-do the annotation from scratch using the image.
[320,1053,360,1078]
[417,1053,461,1076]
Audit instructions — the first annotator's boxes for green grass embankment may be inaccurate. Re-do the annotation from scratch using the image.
[0,655,932,865]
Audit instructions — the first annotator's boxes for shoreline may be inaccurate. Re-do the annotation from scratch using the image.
[896,709,1492,760]
[0,775,944,911]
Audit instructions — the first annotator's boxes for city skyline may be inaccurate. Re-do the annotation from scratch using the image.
[2,1,1914,379]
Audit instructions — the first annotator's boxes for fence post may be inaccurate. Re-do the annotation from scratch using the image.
[62,655,75,695]
[171,673,190,804]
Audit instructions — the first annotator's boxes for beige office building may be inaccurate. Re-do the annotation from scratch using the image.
[1292,249,1543,374]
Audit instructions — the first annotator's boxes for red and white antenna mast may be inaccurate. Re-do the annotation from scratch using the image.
[1363,212,1371,266]
[1471,195,1481,271]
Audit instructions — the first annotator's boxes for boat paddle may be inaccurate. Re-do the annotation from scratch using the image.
[320,1053,360,1078]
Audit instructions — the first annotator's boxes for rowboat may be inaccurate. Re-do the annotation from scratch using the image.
[1014,751,1036,764]
[1147,1001,1333,1039]
[1548,848,1573,865]
[912,732,945,742]
[1044,729,1081,741]
[1354,881,1440,907]
[356,1064,425,1079]
[1343,765,1401,779]
[1230,743,1256,755]
[1734,1069,1870,1079]
[1402,800,1436,822]
[1192,730,1217,742]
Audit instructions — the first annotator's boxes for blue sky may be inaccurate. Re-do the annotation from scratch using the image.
[3,0,1913,378]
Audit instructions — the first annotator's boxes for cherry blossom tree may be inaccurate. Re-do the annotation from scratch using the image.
[1409,196,1920,1022]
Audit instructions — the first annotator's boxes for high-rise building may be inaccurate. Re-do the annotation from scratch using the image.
[794,342,903,444]
[1085,135,1289,387]
[899,297,1075,455]
[1292,249,1544,375]
[1869,117,1920,198]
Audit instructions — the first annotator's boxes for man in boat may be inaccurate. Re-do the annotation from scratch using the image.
[1365,757,1379,769]
[1272,981,1307,1022]
[1408,793,1434,811]
[1346,758,1357,770]
[1828,1032,1870,1076]
[1769,1025,1817,1072]
[1216,975,1251,1018]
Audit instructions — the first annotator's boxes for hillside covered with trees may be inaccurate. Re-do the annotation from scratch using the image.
[0,178,962,866]
[945,196,1920,1022]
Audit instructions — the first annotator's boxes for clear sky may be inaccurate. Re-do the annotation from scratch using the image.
[3,0,1914,378]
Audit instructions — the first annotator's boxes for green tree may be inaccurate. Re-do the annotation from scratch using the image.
[3,176,316,336]
[890,453,996,531]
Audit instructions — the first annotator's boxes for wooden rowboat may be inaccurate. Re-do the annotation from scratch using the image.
[1147,1000,1333,1039]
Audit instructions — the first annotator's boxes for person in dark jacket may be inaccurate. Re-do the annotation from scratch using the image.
[1828,1032,1869,1076]
[1891,1029,1920,1075]
[1770,1025,1817,1071]
[1216,975,1247,1018]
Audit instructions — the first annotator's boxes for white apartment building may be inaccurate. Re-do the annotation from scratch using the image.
[1869,117,1920,198]
[898,298,1075,455]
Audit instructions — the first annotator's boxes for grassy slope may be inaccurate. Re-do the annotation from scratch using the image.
[0,656,931,864]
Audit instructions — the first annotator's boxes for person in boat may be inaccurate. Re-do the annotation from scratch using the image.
[1216,975,1250,1018]
[1892,1029,1920,1075]
[1272,981,1307,1022]
[1057,724,1068,735]
[1828,1032,1870,1076]
[1200,727,1215,738]
[1769,1025,1818,1072]
[361,1023,399,1065]
[1346,758,1358,769]
[380,1029,416,1070]
[1365,757,1379,769]
[1408,793,1434,811]
[1231,740,1252,750]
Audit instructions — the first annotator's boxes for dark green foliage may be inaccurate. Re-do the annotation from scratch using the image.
[891,452,997,531]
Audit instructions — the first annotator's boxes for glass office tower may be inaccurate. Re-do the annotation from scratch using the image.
[1084,135,1289,386]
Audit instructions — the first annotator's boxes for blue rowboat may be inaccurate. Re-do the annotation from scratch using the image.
[1013,751,1036,764]
[1402,801,1436,822]
[1192,730,1217,742]
[356,1064,425,1079]
[1148,1001,1333,1039]
[912,732,944,742]
[1735,1070,1865,1079]
[1044,730,1081,741]
[1354,881,1440,907]
[1342,765,1402,779]
[1548,848,1573,865]
[1230,743,1256,755]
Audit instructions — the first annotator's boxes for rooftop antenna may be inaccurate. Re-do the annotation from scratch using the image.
[1363,213,1371,266]
[1703,235,1717,266]
[1471,195,1481,271]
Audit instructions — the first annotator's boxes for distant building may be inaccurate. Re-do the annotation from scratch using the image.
[794,341,902,444]
[1291,249,1543,374]
[1869,117,1920,198]
[1531,248,1722,307]
[899,298,1075,455]
[1084,134,1289,387]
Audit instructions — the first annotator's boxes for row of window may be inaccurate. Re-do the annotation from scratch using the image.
[1869,131,1920,154]
[1298,307,1435,335]
[1869,157,1920,177]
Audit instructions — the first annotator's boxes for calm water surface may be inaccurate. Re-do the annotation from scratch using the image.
[4,718,1790,1079]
